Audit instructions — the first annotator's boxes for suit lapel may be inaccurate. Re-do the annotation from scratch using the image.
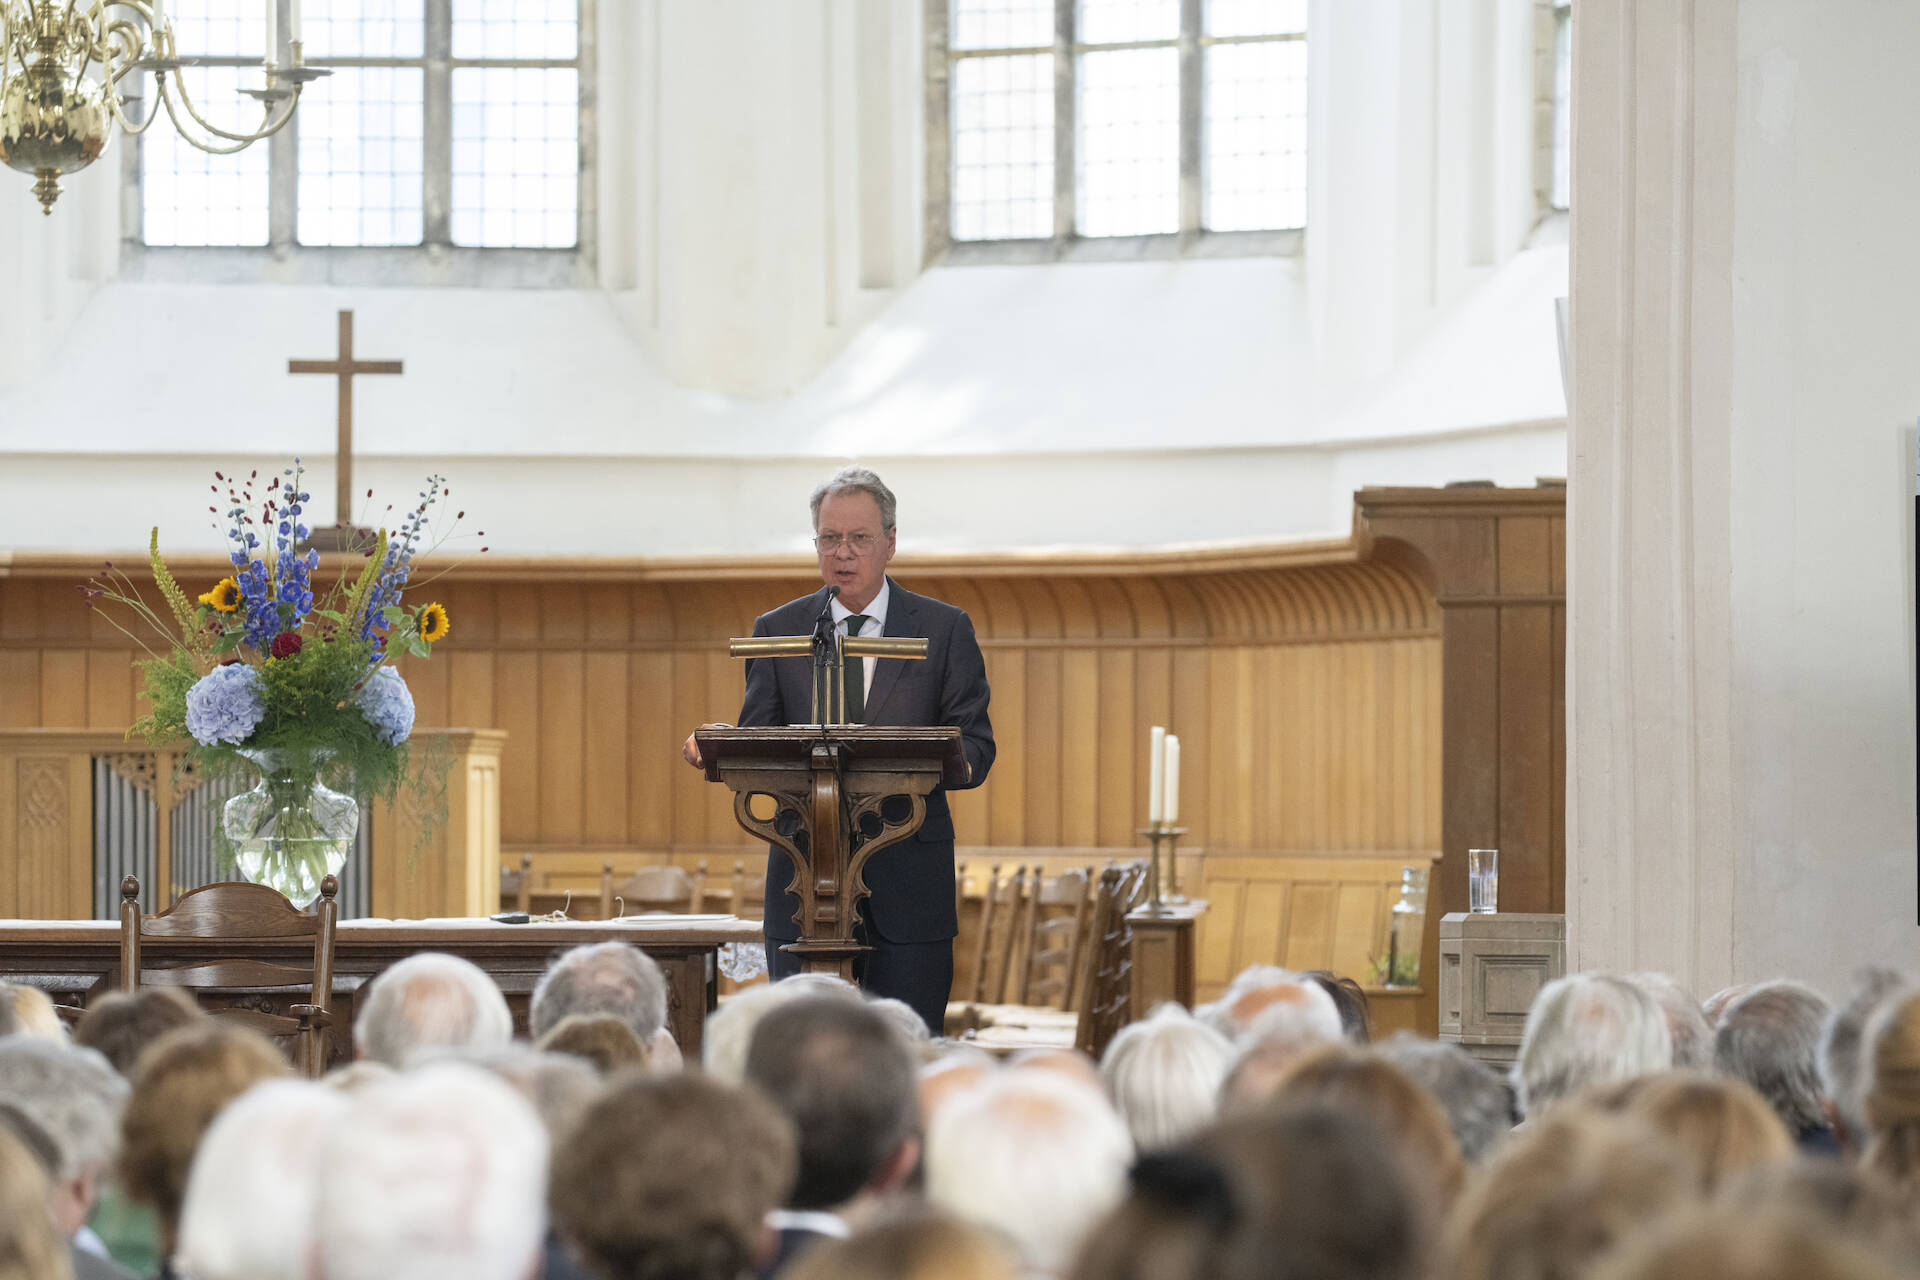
[862,578,919,723]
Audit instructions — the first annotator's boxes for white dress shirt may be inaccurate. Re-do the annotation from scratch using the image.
[829,577,890,700]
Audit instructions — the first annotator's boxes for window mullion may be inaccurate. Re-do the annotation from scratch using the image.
[1053,0,1075,250]
[1178,0,1202,238]
[423,0,452,246]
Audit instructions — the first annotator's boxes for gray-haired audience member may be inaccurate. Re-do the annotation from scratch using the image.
[0,1039,134,1280]
[530,941,670,1050]
[1375,1031,1514,1163]
[1818,968,1909,1154]
[174,1080,349,1280]
[1197,966,1344,1044]
[926,1067,1133,1276]
[315,1062,548,1280]
[0,984,19,1040]
[745,996,921,1272]
[1716,979,1837,1152]
[1626,971,1715,1069]
[1702,983,1753,1027]
[866,996,935,1044]
[353,951,513,1067]
[704,976,861,1085]
[1512,972,1672,1118]
[1099,1003,1233,1151]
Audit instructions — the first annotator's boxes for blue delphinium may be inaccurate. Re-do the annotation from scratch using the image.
[355,667,415,746]
[184,664,267,746]
[359,473,444,659]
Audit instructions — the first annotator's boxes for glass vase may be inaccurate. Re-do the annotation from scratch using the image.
[222,749,357,909]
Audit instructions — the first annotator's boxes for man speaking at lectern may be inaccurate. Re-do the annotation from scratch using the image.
[682,467,994,1033]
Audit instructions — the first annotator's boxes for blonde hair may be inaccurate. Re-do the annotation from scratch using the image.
[1585,1204,1902,1280]
[8,987,66,1043]
[0,1124,69,1280]
[1622,1072,1793,1194]
[1862,989,1920,1191]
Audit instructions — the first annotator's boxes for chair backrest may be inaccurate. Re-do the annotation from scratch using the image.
[691,860,709,914]
[730,860,765,922]
[614,864,694,915]
[499,853,532,914]
[967,864,1003,1003]
[1074,862,1145,1059]
[1020,867,1092,1010]
[118,874,339,1077]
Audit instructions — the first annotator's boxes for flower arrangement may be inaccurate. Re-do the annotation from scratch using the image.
[87,460,480,898]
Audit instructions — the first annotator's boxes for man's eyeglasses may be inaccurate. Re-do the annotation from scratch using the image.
[814,532,881,555]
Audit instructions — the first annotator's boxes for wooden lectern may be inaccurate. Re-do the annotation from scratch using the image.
[695,725,966,978]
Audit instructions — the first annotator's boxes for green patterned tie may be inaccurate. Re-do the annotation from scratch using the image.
[842,614,870,722]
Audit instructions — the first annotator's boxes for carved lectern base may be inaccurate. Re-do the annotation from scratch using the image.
[695,726,967,979]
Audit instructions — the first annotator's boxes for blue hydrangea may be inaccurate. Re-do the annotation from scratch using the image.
[184,664,266,746]
[356,667,415,745]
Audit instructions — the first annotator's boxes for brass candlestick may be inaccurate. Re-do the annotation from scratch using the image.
[1136,822,1187,916]
[1162,825,1188,904]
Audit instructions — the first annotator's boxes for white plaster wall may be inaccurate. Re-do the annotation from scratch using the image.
[0,0,1569,558]
[1727,0,1920,989]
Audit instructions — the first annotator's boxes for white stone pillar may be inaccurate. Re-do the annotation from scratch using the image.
[1565,0,1739,994]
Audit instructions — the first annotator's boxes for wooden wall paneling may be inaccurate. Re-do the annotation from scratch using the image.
[1240,879,1290,965]
[492,584,541,646]
[628,650,676,848]
[1195,874,1244,990]
[1330,882,1382,979]
[582,652,630,844]
[584,584,629,646]
[0,652,38,727]
[1283,883,1336,969]
[85,651,133,729]
[1498,604,1555,910]
[1059,650,1100,847]
[493,651,542,844]
[1551,602,1567,910]
[448,650,496,727]
[1013,580,1061,848]
[40,652,86,727]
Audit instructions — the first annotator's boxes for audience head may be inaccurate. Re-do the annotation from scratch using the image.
[118,1021,290,1242]
[316,1062,548,1280]
[786,1214,1021,1280]
[1714,980,1832,1138]
[6,987,65,1043]
[745,995,919,1212]
[458,1044,601,1146]
[0,1123,68,1280]
[71,987,203,1076]
[867,995,936,1044]
[1701,984,1752,1027]
[535,1012,650,1074]
[1862,987,1920,1192]
[1008,1046,1102,1091]
[926,1067,1132,1275]
[1266,1043,1466,1210]
[1099,1003,1233,1151]
[0,1038,126,1237]
[1620,1071,1793,1193]
[551,1072,795,1280]
[529,941,669,1048]
[0,987,18,1041]
[919,1051,996,1132]
[353,951,513,1067]
[704,977,859,1085]
[1304,970,1373,1043]
[1513,973,1672,1117]
[1072,1101,1429,1280]
[1818,967,1908,1152]
[1721,1158,1920,1265]
[1200,965,1343,1045]
[1625,972,1714,1070]
[174,1080,350,1280]
[1375,1031,1514,1163]
[1441,1108,1697,1280]
[1584,1205,1904,1280]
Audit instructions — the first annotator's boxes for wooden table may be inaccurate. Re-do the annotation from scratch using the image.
[1127,899,1206,1014]
[0,914,764,1065]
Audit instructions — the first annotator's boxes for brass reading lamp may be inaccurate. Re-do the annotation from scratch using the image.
[0,0,326,213]
[728,592,929,725]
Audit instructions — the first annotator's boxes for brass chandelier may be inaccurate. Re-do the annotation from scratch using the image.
[0,1,324,213]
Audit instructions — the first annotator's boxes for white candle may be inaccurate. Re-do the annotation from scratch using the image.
[1147,725,1166,824]
[1163,734,1181,825]
[265,0,278,65]
[153,0,167,30]
[289,0,302,37]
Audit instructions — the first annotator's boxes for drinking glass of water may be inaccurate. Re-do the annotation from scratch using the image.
[1468,848,1499,914]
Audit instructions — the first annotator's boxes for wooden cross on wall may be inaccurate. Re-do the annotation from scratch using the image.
[289,309,403,538]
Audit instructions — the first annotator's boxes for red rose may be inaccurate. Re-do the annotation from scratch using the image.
[270,632,303,660]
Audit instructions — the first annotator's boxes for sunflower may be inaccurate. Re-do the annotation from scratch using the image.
[198,577,242,614]
[417,602,451,644]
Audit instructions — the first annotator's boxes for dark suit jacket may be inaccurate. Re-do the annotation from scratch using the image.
[739,578,994,944]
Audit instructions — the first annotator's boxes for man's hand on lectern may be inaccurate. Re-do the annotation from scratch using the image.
[681,724,732,768]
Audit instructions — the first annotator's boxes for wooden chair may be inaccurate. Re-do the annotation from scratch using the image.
[1073,862,1148,1060]
[118,874,339,1078]
[1019,867,1092,1010]
[968,864,1031,1004]
[730,859,765,923]
[611,864,695,916]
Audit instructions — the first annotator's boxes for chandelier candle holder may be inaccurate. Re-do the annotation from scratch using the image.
[0,0,327,213]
